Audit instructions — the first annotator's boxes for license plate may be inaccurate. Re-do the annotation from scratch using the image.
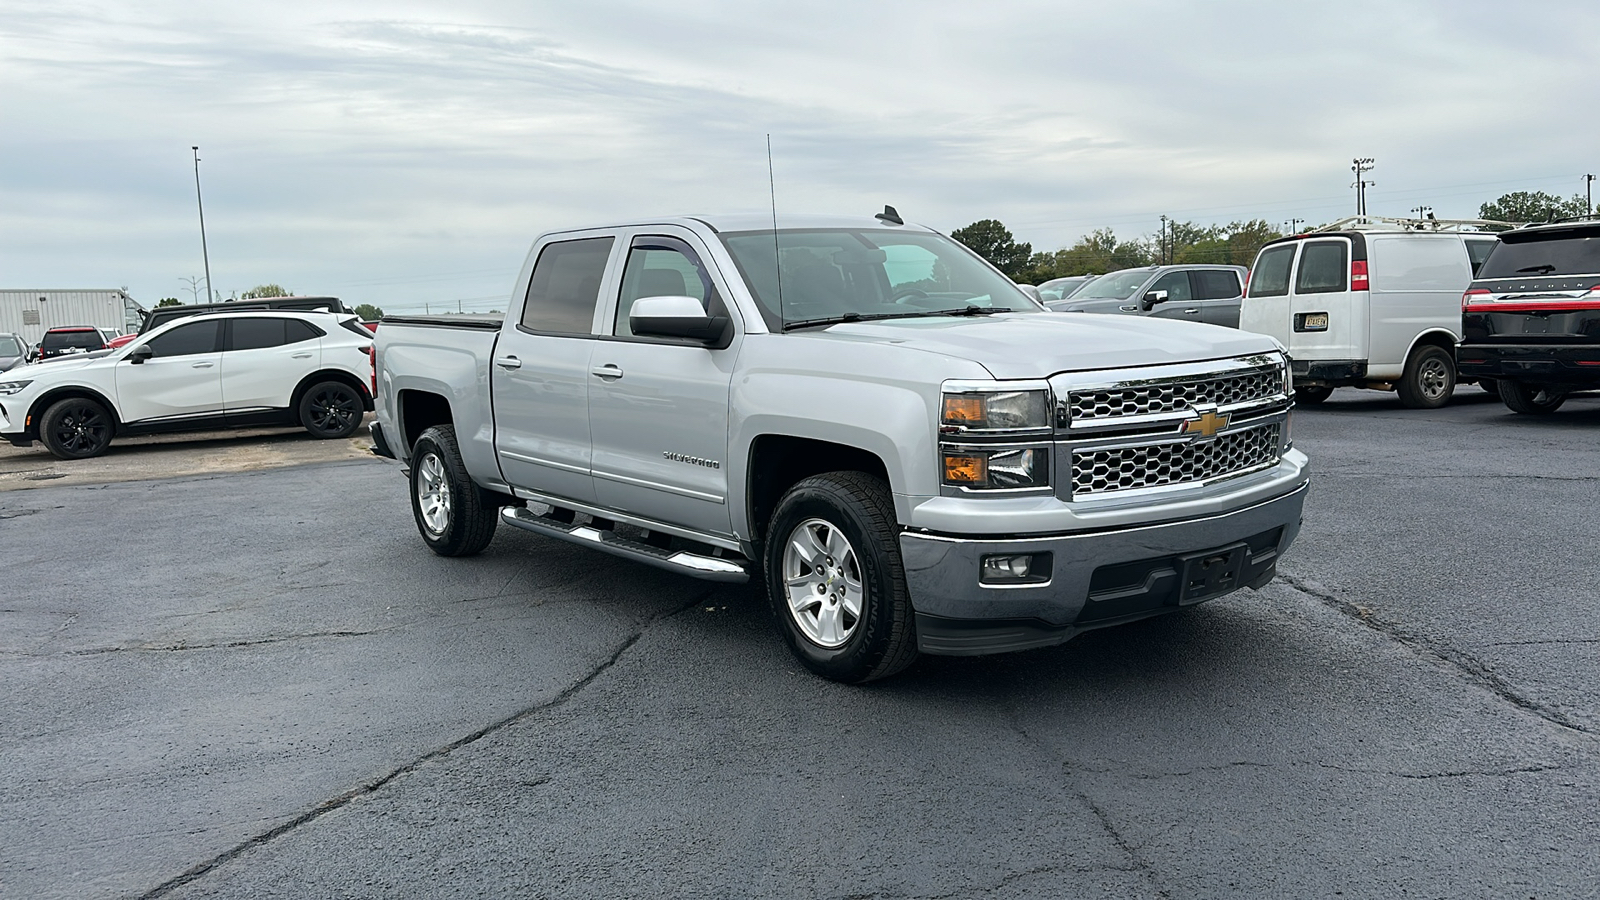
[1300,312,1329,331]
[1177,543,1250,604]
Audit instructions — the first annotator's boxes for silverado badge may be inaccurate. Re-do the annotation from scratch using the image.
[1180,408,1230,439]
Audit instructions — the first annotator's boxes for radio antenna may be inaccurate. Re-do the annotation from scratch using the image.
[767,134,784,326]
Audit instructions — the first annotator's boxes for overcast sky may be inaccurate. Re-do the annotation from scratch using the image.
[3,0,1596,313]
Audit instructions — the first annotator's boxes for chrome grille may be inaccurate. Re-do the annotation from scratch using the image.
[1068,370,1280,422]
[1072,424,1281,496]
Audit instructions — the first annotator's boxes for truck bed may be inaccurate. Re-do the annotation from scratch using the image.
[380,314,504,330]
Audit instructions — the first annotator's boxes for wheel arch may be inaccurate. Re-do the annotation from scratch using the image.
[25,386,122,438]
[290,368,373,416]
[1405,329,1458,363]
[396,389,454,455]
[746,434,892,550]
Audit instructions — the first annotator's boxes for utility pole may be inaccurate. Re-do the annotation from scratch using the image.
[1159,215,1168,265]
[1286,218,1305,235]
[1410,205,1433,220]
[1351,157,1376,216]
[192,147,213,306]
[1586,174,1595,215]
[179,276,203,303]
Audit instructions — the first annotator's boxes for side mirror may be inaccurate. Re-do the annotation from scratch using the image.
[1141,289,1169,311]
[629,295,731,347]
[128,344,154,364]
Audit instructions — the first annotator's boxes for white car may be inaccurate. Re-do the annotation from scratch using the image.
[0,310,374,459]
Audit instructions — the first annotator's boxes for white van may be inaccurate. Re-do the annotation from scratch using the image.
[1238,217,1501,408]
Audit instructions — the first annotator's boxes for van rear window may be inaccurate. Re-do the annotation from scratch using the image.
[1248,245,1295,297]
[1295,242,1347,294]
[1478,233,1600,279]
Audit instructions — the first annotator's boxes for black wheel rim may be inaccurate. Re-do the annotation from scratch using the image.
[53,403,109,454]
[309,387,360,434]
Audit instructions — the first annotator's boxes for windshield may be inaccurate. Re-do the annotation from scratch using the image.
[1067,269,1153,300]
[41,330,104,350]
[1478,230,1600,279]
[1038,277,1087,302]
[0,336,22,356]
[719,229,1037,330]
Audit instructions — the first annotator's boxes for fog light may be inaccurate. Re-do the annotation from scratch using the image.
[980,552,1052,586]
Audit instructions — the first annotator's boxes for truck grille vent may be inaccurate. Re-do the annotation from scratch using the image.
[1072,423,1281,496]
[1068,370,1280,421]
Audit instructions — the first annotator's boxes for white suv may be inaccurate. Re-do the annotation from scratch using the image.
[0,310,374,459]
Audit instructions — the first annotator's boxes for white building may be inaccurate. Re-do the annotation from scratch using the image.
[0,289,146,345]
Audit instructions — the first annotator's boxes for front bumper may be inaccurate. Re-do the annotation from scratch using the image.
[900,482,1307,656]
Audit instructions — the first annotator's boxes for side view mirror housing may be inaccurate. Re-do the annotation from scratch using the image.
[629,295,732,348]
[128,344,154,364]
[1141,289,1170,310]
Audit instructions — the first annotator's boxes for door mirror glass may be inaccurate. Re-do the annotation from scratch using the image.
[629,295,730,344]
[128,344,154,364]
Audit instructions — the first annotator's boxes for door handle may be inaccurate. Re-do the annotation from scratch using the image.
[590,364,623,380]
[291,352,313,359]
[1119,305,1139,311]
[1183,308,1200,315]
[191,362,214,368]
[494,355,522,370]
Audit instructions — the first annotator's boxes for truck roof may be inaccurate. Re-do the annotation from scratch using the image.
[543,213,942,236]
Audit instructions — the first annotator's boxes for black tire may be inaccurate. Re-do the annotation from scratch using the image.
[1499,381,1567,415]
[410,425,499,557]
[763,471,918,683]
[298,381,365,439]
[39,397,114,460]
[1397,345,1456,409]
[1478,377,1500,398]
[1294,385,1334,405]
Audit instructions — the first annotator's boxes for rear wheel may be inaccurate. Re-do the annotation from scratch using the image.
[299,381,365,439]
[1499,381,1566,415]
[410,425,498,556]
[1479,377,1500,398]
[39,397,114,460]
[764,471,918,683]
[1294,385,1334,405]
[1397,345,1455,409]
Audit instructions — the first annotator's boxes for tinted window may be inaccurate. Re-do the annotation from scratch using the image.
[1148,270,1193,302]
[1477,231,1600,279]
[42,330,105,350]
[145,321,221,358]
[615,239,717,338]
[1249,245,1296,297]
[287,320,322,343]
[231,318,288,350]
[1295,242,1347,294]
[1465,240,1497,278]
[521,237,614,334]
[1193,270,1242,300]
[1070,269,1153,300]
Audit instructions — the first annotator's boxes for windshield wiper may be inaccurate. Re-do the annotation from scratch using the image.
[1515,264,1557,274]
[933,305,1012,317]
[783,311,925,331]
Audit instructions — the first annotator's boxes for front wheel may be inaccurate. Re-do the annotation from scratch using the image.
[1294,385,1334,405]
[39,397,114,459]
[1397,345,1455,409]
[299,381,365,439]
[764,471,918,683]
[1499,381,1566,415]
[410,425,498,556]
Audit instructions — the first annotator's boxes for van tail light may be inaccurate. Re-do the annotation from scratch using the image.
[1462,288,1490,311]
[1350,260,1369,292]
[366,345,377,396]
[1242,271,1251,295]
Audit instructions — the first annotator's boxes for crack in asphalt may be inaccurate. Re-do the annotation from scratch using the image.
[1485,638,1600,646]
[134,590,714,900]
[1277,573,1591,736]
[1074,760,1567,781]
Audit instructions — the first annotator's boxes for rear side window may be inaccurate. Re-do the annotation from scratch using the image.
[1465,240,1497,278]
[1193,270,1241,300]
[287,320,323,342]
[1248,245,1296,297]
[1295,242,1347,294]
[146,320,221,358]
[520,237,614,335]
[231,318,289,350]
[1477,231,1600,279]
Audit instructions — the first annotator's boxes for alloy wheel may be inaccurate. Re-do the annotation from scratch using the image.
[782,517,863,648]
[416,452,452,536]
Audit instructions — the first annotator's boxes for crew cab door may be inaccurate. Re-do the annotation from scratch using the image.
[587,231,737,538]
[221,317,322,417]
[114,320,224,424]
[1144,270,1204,323]
[1192,269,1245,327]
[491,234,615,505]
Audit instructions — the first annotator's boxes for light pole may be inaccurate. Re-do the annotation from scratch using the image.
[1351,157,1376,216]
[1159,214,1168,265]
[192,146,213,304]
[1586,174,1595,216]
[1410,205,1433,221]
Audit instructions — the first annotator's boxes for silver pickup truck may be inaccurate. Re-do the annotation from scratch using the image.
[371,212,1308,682]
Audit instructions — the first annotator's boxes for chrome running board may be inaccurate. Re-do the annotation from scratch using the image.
[499,506,750,584]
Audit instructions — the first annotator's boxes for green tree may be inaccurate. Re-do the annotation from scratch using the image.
[1170,219,1284,268]
[240,284,293,300]
[1479,191,1592,224]
[1032,228,1153,278]
[155,297,183,308]
[353,303,384,320]
[950,219,1034,279]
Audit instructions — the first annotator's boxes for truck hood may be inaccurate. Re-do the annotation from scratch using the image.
[805,312,1281,379]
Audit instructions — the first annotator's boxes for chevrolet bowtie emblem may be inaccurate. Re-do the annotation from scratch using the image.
[1180,409,1230,438]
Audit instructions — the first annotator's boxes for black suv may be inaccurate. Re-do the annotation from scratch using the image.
[1458,222,1600,414]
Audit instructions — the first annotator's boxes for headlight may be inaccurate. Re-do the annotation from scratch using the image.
[941,388,1050,432]
[942,445,1050,489]
[0,380,32,395]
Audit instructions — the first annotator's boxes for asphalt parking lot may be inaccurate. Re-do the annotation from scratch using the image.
[3,388,1598,899]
